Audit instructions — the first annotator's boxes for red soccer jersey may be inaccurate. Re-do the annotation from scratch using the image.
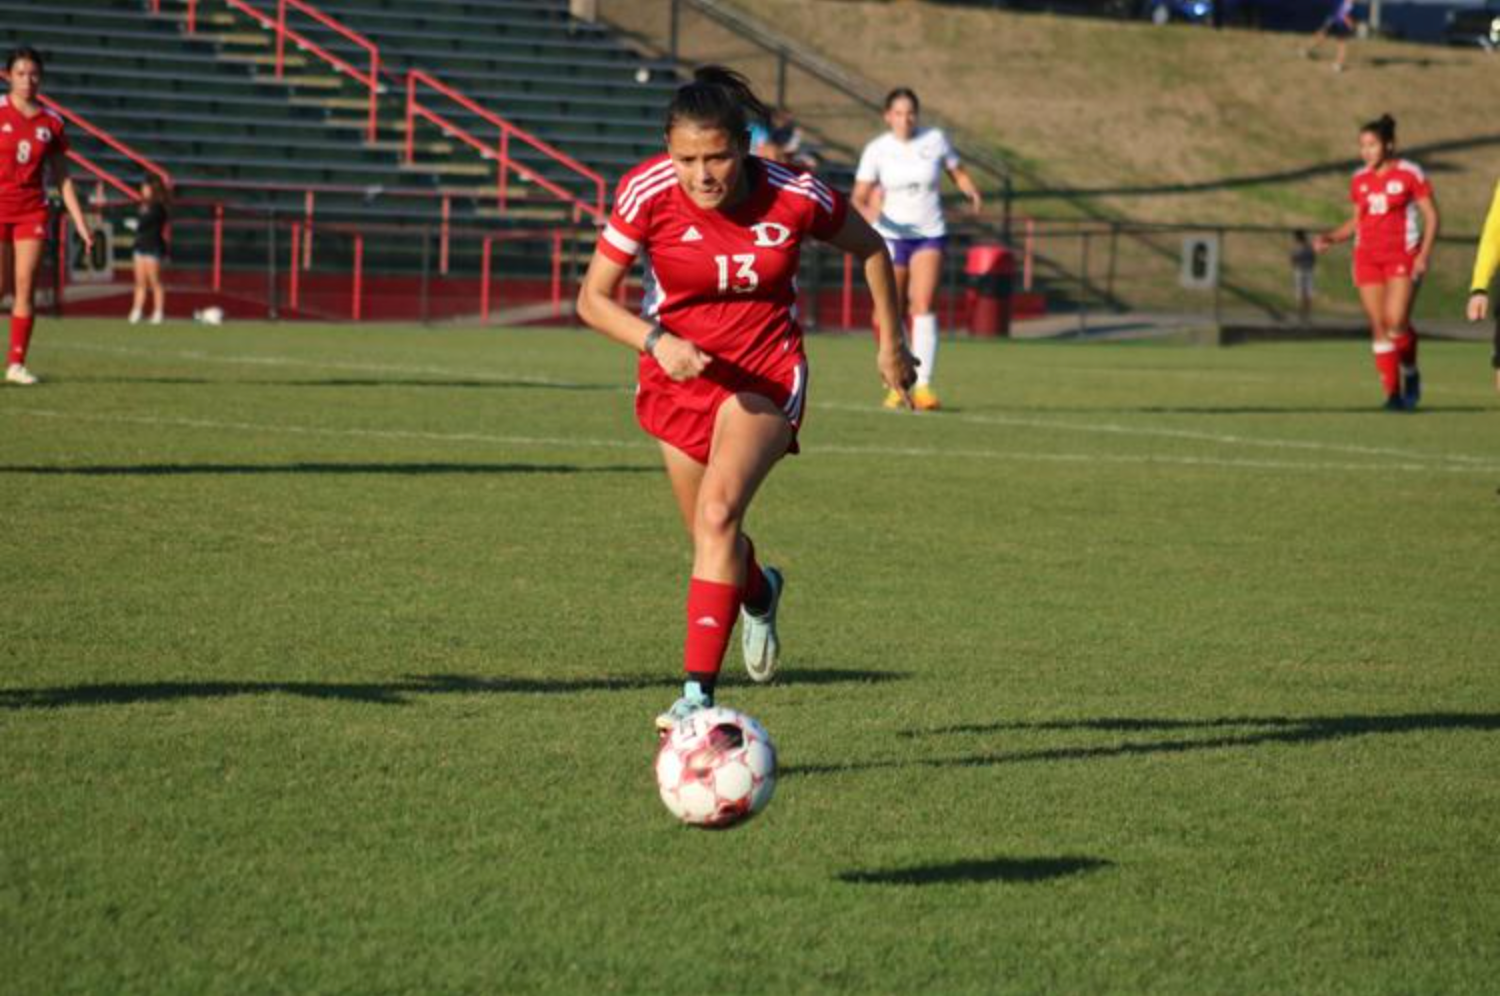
[1350,159,1430,259]
[597,153,847,383]
[0,97,68,217]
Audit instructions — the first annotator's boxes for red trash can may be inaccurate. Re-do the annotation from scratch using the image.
[964,242,1014,338]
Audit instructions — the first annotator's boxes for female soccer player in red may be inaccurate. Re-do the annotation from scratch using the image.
[576,67,916,732]
[1,46,92,385]
[1313,114,1439,410]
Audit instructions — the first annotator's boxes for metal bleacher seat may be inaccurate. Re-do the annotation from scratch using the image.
[2,0,691,283]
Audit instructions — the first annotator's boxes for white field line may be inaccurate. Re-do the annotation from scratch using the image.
[816,402,1497,468]
[5,408,1499,476]
[34,338,1500,470]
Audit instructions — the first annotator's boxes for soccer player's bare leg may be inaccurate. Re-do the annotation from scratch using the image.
[656,393,791,730]
[884,264,913,408]
[906,248,943,409]
[1357,281,1402,406]
[131,255,150,324]
[145,257,166,323]
[0,242,12,305]
[1383,276,1421,407]
[6,238,43,383]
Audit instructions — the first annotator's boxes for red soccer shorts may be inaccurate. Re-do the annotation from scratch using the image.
[1353,250,1416,288]
[0,211,49,244]
[636,349,808,466]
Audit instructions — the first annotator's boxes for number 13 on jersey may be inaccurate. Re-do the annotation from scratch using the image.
[715,253,759,294]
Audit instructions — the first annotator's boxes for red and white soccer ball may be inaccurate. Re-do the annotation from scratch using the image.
[655,707,777,829]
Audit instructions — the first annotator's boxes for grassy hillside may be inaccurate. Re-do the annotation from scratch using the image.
[730,1,1497,233]
[601,0,1495,319]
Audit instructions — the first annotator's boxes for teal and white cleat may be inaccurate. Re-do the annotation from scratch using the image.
[741,566,784,684]
[655,680,713,736]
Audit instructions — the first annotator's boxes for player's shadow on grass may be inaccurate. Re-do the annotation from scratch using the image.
[838,856,1110,887]
[784,712,1500,777]
[0,462,657,477]
[0,669,907,710]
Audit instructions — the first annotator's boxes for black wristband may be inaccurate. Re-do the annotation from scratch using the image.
[641,325,666,357]
[1471,289,1489,297]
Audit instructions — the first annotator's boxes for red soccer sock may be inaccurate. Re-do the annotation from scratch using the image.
[683,577,742,688]
[8,314,35,366]
[1372,343,1400,395]
[741,537,770,615]
[1393,327,1419,371]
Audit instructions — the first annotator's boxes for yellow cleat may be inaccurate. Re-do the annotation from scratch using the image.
[882,388,905,409]
[911,385,942,411]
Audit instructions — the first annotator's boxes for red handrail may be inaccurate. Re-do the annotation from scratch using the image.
[276,0,381,143]
[157,2,604,222]
[405,70,604,222]
[39,96,174,192]
[0,72,170,201]
[65,150,141,201]
[190,0,382,142]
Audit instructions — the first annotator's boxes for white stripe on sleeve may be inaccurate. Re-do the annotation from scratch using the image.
[602,223,640,257]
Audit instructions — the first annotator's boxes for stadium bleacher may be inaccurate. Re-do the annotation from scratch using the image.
[2,0,695,314]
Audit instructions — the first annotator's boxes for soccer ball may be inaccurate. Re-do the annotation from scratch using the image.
[194,306,225,326]
[655,707,777,829]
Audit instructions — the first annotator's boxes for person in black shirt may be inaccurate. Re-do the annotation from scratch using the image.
[128,175,169,325]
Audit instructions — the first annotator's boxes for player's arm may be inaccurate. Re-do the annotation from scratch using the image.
[820,208,916,406]
[48,152,92,250]
[850,179,882,224]
[575,249,709,382]
[1468,181,1500,322]
[947,163,983,214]
[1312,206,1358,253]
[1412,192,1439,277]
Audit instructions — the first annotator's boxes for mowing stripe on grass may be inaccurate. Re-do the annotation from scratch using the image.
[818,402,1497,467]
[6,408,1498,476]
[47,340,611,391]
[48,340,1496,468]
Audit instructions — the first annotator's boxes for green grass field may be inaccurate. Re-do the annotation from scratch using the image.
[3,319,1498,994]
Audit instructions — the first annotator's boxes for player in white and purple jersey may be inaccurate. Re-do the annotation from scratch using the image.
[577,67,915,733]
[1305,0,1358,72]
[852,87,982,411]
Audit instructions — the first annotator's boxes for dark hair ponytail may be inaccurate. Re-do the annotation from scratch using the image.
[6,45,44,74]
[884,87,919,113]
[143,173,171,206]
[664,65,771,147]
[1361,113,1396,146]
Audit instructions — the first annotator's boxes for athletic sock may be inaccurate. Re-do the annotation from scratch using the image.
[741,537,771,617]
[8,314,34,366]
[1372,341,1400,396]
[683,577,741,688]
[1394,327,1419,374]
[911,313,938,388]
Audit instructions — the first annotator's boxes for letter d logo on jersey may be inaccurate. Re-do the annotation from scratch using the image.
[750,222,792,248]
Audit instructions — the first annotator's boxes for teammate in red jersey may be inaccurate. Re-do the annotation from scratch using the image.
[1,46,93,386]
[1314,114,1439,410]
[576,66,915,732]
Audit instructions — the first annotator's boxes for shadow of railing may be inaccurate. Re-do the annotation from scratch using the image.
[0,669,908,710]
[786,711,1500,777]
